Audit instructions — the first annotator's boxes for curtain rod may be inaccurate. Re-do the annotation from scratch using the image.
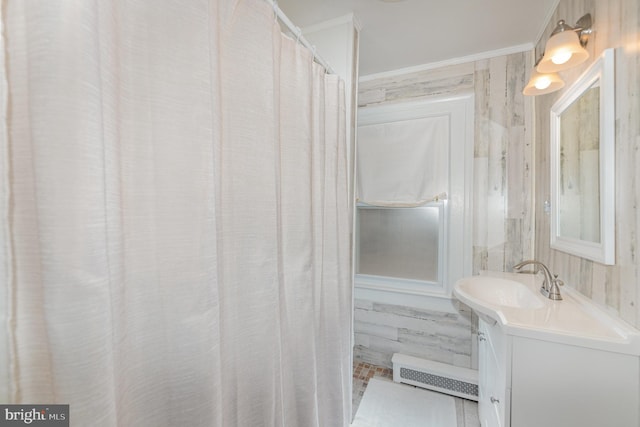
[265,0,335,74]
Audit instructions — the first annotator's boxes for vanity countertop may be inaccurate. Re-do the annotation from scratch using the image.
[454,271,640,355]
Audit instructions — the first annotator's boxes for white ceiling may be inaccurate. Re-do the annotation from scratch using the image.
[278,0,559,77]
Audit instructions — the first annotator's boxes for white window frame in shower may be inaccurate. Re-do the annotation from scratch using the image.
[354,94,474,310]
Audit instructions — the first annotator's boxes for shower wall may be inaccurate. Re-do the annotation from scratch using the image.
[354,52,534,368]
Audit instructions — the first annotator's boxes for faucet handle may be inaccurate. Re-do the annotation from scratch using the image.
[548,280,563,300]
[553,274,564,286]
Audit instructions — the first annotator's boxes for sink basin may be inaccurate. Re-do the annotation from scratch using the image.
[454,276,544,309]
[453,272,640,355]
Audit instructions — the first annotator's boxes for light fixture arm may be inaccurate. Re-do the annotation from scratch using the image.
[550,13,592,47]
[575,13,593,47]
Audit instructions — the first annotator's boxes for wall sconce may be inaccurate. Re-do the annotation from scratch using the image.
[523,13,593,96]
[537,13,592,73]
[523,67,564,96]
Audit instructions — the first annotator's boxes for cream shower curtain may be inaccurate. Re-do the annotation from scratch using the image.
[0,1,351,426]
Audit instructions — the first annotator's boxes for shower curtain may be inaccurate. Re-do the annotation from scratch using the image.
[0,0,351,426]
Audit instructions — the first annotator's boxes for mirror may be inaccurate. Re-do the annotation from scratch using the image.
[550,48,615,264]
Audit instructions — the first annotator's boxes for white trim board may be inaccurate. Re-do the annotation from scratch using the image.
[359,43,533,82]
[533,0,561,50]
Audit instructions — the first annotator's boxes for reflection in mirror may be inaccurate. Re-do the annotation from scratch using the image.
[559,83,600,243]
[550,48,615,265]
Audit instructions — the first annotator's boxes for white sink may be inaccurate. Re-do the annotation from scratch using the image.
[453,271,640,355]
[454,276,544,309]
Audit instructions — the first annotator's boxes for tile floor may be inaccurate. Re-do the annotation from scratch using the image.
[352,360,480,427]
[352,361,394,414]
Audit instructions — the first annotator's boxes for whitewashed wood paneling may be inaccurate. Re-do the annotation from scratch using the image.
[356,49,534,368]
[354,299,473,368]
[534,0,640,328]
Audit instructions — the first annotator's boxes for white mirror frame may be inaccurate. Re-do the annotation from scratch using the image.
[550,48,615,265]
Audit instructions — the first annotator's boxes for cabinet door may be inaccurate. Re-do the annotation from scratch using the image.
[478,319,507,427]
[511,337,639,427]
[478,323,491,425]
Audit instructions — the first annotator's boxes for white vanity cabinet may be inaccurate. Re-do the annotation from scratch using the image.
[478,317,640,427]
[456,272,640,427]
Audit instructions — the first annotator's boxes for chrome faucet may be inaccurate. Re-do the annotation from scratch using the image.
[513,260,563,300]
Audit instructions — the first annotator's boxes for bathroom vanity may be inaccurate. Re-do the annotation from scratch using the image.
[455,271,640,427]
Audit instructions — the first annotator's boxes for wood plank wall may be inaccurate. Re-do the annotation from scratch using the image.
[355,51,534,368]
[534,0,640,328]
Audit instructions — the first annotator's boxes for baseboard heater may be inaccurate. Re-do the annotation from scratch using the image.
[391,353,478,401]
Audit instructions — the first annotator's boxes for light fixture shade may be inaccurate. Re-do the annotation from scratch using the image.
[523,69,565,96]
[537,30,589,73]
